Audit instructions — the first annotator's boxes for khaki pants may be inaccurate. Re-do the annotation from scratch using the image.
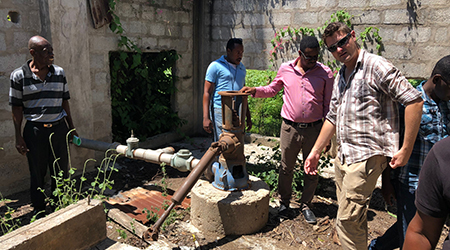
[335,155,387,250]
[278,120,322,206]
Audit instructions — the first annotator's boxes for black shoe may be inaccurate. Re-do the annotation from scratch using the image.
[278,203,295,219]
[302,208,317,224]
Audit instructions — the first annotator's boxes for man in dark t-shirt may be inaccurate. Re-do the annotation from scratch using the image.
[403,136,450,250]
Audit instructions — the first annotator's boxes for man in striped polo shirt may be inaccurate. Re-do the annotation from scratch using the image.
[9,36,78,217]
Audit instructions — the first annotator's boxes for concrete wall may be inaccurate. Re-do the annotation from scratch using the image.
[0,0,197,196]
[201,0,450,79]
[1,0,449,196]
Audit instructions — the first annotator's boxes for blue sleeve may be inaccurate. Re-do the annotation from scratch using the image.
[205,62,218,83]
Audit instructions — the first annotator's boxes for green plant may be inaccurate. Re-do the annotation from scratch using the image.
[116,228,128,239]
[270,10,384,72]
[143,207,160,224]
[408,78,423,88]
[41,131,123,212]
[159,163,169,196]
[245,69,281,137]
[0,194,21,235]
[108,1,185,143]
[247,144,332,199]
[110,50,186,143]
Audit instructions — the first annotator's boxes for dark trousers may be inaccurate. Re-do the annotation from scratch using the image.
[23,120,69,211]
[278,120,322,206]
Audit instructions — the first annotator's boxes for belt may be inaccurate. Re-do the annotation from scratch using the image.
[28,119,65,128]
[283,118,323,128]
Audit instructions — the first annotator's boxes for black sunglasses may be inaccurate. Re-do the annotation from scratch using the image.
[300,50,318,61]
[327,33,351,53]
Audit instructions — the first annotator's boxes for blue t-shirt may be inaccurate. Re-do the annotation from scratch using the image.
[205,55,246,108]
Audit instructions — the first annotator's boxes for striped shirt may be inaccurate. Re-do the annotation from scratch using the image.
[9,60,70,122]
[327,50,422,165]
[394,82,450,189]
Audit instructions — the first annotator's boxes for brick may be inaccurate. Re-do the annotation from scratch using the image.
[148,22,166,36]
[271,12,292,27]
[232,28,253,40]
[141,37,158,50]
[396,62,428,79]
[116,3,137,18]
[423,8,450,25]
[211,27,233,40]
[232,1,256,12]
[384,9,414,24]
[310,0,337,8]
[255,28,276,40]
[293,12,319,26]
[243,13,266,26]
[142,7,156,21]
[181,25,193,38]
[351,10,382,25]
[13,31,33,49]
[338,0,368,8]
[222,13,242,27]
[21,10,41,31]
[121,20,145,35]
[284,1,307,9]
[89,53,106,70]
[175,11,190,24]
[94,72,108,86]
[90,36,118,52]
[369,0,401,7]
[394,27,431,43]
[241,41,263,54]
[383,45,413,61]
[434,27,449,44]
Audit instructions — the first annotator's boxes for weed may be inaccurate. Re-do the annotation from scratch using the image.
[0,194,21,235]
[116,228,127,239]
[247,143,333,199]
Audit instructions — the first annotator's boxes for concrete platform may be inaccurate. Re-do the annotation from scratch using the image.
[0,198,106,250]
[191,175,270,236]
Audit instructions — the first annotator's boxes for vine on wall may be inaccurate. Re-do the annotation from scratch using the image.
[270,10,384,72]
[107,0,185,142]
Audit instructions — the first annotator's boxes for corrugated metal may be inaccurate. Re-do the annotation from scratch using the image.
[106,187,190,225]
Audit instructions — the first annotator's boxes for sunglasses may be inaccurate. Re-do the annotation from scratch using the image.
[327,33,351,53]
[300,50,318,61]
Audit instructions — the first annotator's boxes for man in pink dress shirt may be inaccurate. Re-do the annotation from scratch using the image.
[241,36,334,224]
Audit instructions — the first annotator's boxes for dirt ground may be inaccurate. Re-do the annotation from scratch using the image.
[1,136,449,249]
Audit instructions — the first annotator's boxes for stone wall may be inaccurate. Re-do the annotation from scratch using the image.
[201,0,450,79]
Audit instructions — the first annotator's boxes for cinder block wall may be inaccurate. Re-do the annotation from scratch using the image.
[201,0,450,79]
[0,0,197,197]
[1,0,449,196]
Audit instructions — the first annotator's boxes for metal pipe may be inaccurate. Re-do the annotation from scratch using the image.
[143,136,236,241]
[74,138,199,172]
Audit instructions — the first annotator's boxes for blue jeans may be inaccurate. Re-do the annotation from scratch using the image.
[368,178,416,250]
[210,107,223,142]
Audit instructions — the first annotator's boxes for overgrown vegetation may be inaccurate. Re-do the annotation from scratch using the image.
[110,51,186,143]
[108,0,185,143]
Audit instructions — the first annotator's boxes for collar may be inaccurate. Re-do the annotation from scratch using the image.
[339,49,364,77]
[219,55,243,70]
[291,57,317,73]
[22,59,55,79]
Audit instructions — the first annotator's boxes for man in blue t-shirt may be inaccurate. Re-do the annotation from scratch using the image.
[202,38,251,141]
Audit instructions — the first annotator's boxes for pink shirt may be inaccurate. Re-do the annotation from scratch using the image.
[254,58,334,123]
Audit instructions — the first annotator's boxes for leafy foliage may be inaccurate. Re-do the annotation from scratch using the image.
[270,10,384,72]
[247,144,332,199]
[110,51,186,143]
[245,69,281,137]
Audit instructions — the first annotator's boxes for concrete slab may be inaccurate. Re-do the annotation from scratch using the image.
[0,198,106,250]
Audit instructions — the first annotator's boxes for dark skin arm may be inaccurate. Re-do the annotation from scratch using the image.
[62,100,78,138]
[202,80,215,133]
[12,106,28,155]
[403,210,445,250]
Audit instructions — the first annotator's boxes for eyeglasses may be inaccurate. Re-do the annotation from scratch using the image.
[327,33,351,53]
[300,50,318,61]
